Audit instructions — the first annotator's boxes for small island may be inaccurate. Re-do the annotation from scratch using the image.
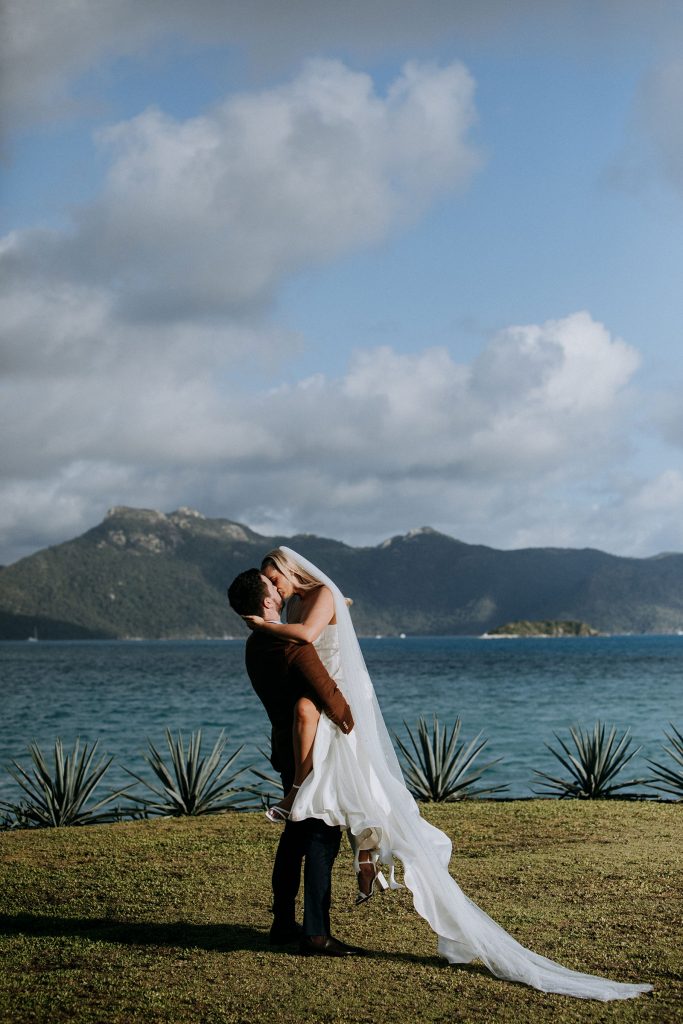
[482,619,600,638]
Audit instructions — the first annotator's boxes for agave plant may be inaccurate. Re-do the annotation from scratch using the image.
[645,724,683,799]
[0,738,132,827]
[124,729,255,815]
[0,808,20,831]
[533,721,647,799]
[393,715,507,801]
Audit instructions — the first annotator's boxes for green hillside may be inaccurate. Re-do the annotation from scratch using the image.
[1,506,683,639]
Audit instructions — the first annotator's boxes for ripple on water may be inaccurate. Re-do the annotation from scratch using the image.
[0,636,681,799]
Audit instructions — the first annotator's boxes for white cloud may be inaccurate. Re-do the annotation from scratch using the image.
[3,58,479,322]
[3,303,662,563]
[1,56,480,458]
[0,56,485,560]
[573,469,683,557]
[305,311,639,480]
[3,15,683,563]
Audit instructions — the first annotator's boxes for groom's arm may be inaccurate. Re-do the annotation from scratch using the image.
[287,643,355,734]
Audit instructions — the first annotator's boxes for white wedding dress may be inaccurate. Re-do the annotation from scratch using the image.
[282,548,652,1000]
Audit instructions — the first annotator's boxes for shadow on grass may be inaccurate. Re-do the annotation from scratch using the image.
[0,912,464,969]
[0,913,267,953]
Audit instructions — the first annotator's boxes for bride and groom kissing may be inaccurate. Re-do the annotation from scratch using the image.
[228,548,652,997]
[227,558,378,957]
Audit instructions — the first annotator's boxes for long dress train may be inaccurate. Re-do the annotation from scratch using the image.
[282,547,652,1001]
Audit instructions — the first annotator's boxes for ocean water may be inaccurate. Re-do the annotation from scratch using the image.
[0,635,681,802]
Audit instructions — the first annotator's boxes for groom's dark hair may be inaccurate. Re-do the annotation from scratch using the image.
[227,568,269,616]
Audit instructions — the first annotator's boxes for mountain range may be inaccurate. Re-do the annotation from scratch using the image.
[1,505,682,639]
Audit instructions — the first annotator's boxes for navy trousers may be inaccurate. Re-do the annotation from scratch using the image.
[271,772,342,937]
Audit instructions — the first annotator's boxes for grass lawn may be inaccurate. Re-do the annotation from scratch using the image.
[0,801,680,1024]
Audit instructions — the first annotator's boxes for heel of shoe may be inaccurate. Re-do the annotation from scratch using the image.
[354,854,389,906]
[265,805,290,824]
[375,870,389,892]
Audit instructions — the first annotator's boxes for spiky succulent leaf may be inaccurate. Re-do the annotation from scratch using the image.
[533,722,647,798]
[646,723,683,799]
[1,738,132,827]
[393,715,507,801]
[124,729,255,815]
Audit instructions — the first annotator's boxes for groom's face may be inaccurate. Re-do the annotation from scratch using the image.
[260,573,284,615]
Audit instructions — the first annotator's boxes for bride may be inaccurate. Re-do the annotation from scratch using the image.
[247,546,652,1001]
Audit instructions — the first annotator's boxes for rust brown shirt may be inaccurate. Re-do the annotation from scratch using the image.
[245,632,354,774]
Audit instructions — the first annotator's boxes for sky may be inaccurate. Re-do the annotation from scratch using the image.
[2,1,683,564]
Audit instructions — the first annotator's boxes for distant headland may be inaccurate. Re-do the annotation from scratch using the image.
[482,620,600,638]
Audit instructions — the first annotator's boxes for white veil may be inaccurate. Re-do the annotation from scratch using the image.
[280,547,652,1001]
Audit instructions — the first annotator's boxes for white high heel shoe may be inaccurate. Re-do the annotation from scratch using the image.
[354,846,389,905]
[265,783,300,824]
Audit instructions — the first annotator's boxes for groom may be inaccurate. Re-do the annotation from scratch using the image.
[227,567,365,957]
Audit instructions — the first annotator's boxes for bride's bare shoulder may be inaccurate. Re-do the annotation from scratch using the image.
[296,583,336,625]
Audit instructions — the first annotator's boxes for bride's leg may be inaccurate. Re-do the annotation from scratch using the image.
[274,697,320,816]
[293,696,320,784]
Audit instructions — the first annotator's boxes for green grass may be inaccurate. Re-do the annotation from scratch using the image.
[0,801,680,1023]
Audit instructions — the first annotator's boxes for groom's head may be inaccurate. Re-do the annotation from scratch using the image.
[227,568,283,618]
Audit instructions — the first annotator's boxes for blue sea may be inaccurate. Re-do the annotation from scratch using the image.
[1,635,681,802]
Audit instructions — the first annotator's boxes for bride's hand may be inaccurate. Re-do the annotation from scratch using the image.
[242,614,265,631]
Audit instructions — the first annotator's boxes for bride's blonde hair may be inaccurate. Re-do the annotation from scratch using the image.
[261,548,322,593]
